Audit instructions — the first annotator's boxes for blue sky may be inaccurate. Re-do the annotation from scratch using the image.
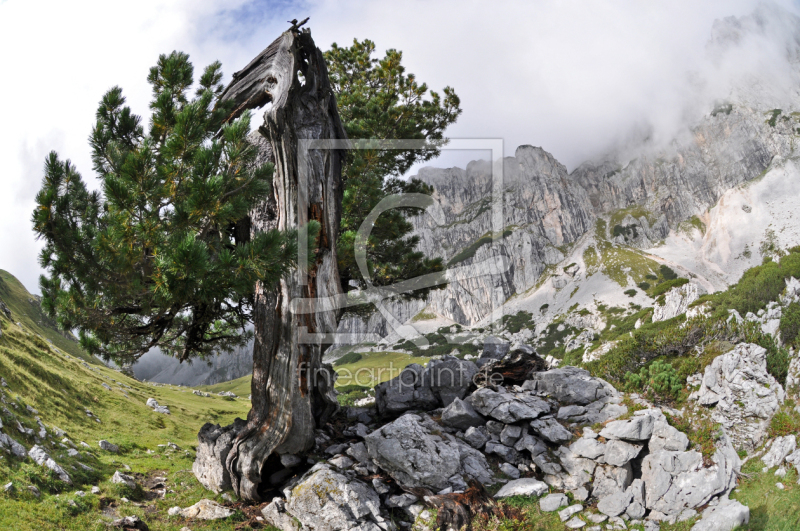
[0,0,797,292]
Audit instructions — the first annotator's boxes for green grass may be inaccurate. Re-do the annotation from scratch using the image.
[609,206,657,227]
[201,374,252,397]
[0,270,97,364]
[333,351,431,388]
[599,245,661,288]
[0,270,252,530]
[448,228,514,266]
[732,460,800,530]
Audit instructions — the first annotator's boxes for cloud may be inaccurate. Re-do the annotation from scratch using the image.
[1,0,798,292]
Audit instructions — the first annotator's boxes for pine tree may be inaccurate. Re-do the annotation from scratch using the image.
[32,51,316,365]
[324,39,462,292]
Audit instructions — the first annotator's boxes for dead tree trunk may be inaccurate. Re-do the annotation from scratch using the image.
[215,26,346,502]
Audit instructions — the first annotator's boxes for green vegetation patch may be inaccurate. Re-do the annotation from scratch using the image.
[448,228,514,266]
[501,311,534,334]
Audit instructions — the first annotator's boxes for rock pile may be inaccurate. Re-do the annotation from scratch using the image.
[217,338,755,531]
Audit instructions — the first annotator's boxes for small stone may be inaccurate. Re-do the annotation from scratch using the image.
[565,516,586,529]
[540,493,569,512]
[111,471,136,489]
[168,506,182,516]
[498,462,520,479]
[559,504,583,522]
[777,482,785,490]
[91,486,100,494]
[372,478,391,495]
[494,478,548,498]
[27,485,41,498]
[99,440,119,453]
[3,482,13,493]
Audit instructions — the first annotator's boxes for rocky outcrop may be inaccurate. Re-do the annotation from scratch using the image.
[652,283,705,322]
[691,342,784,450]
[364,414,493,491]
[29,445,71,484]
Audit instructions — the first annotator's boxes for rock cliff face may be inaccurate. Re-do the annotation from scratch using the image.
[334,99,800,345]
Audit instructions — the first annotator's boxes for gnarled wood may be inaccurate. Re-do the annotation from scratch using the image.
[218,26,346,502]
[419,479,515,531]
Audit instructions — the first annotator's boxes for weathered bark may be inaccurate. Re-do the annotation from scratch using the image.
[216,27,346,501]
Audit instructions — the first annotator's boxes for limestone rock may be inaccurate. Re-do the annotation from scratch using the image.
[364,414,492,490]
[652,283,705,322]
[495,478,548,498]
[0,432,27,458]
[481,336,510,360]
[540,492,569,512]
[29,445,71,484]
[99,440,119,453]
[441,397,485,430]
[529,417,573,444]
[762,435,797,468]
[603,439,643,467]
[641,430,740,519]
[522,367,616,405]
[145,398,171,415]
[427,357,479,406]
[691,342,784,450]
[374,364,438,415]
[690,498,750,531]
[599,415,654,442]
[263,464,381,531]
[177,499,234,520]
[597,489,633,517]
[469,387,549,423]
[463,426,489,449]
[112,471,136,489]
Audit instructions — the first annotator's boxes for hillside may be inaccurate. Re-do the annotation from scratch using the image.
[0,270,251,530]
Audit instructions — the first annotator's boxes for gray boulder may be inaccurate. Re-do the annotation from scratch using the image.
[192,419,246,493]
[374,364,438,415]
[494,478,548,498]
[597,489,633,517]
[145,398,171,414]
[364,414,492,490]
[112,471,136,489]
[690,498,750,531]
[762,435,797,468]
[570,437,606,460]
[648,411,690,452]
[441,398,485,430]
[427,357,479,406]
[540,493,569,512]
[603,439,643,467]
[641,430,740,519]
[469,388,549,423]
[99,440,119,453]
[481,336,510,360]
[173,499,234,520]
[599,415,654,442]
[29,445,71,484]
[463,426,489,449]
[500,424,523,446]
[591,464,633,499]
[522,366,616,405]
[262,464,382,531]
[691,342,784,451]
[530,417,573,444]
[0,432,27,458]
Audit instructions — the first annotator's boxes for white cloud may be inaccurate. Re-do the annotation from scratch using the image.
[1,0,798,292]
